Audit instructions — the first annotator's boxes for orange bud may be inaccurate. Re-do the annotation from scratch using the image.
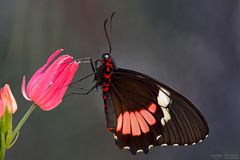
[0,84,18,118]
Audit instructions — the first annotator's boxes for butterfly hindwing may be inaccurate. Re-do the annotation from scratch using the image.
[104,68,209,154]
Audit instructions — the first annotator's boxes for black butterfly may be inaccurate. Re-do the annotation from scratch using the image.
[73,13,209,154]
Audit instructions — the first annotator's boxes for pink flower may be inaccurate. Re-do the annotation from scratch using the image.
[0,84,18,118]
[21,49,79,111]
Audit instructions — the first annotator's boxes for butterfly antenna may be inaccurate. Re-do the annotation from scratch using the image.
[110,12,116,36]
[104,12,116,55]
[104,19,112,54]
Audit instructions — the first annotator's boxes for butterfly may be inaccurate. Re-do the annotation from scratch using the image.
[73,13,209,154]
[92,53,209,154]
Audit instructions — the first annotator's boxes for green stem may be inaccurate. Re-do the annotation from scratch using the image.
[10,104,37,145]
[6,132,19,149]
[0,132,6,160]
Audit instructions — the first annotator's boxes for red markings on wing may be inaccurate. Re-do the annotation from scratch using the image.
[140,110,156,125]
[116,113,123,131]
[148,103,157,113]
[135,111,150,133]
[122,111,131,134]
[130,112,141,136]
[116,108,157,136]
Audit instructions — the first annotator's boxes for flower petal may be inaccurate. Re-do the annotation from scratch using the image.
[2,84,18,114]
[38,61,79,110]
[21,76,32,101]
[0,89,5,118]
[28,55,72,100]
[46,62,79,109]
[26,49,64,96]
[4,84,17,114]
[22,49,80,111]
[46,49,64,66]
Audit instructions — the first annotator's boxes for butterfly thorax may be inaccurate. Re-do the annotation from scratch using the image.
[95,53,115,84]
[95,53,116,107]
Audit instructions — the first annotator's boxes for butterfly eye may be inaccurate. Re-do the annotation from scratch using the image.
[104,54,109,60]
[102,53,110,60]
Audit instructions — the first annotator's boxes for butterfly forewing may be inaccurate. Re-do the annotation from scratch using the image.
[104,68,209,154]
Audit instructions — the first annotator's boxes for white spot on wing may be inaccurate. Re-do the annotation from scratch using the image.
[199,140,203,143]
[148,145,154,149]
[124,146,130,150]
[137,149,143,153]
[184,144,188,146]
[161,118,166,126]
[114,134,118,140]
[156,135,162,141]
[161,144,168,146]
[173,144,179,146]
[192,143,196,145]
[205,135,209,138]
[157,89,170,107]
[161,107,171,122]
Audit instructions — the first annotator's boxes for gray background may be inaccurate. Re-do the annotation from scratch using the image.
[0,0,240,159]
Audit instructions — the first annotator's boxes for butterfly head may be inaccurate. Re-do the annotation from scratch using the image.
[101,53,113,64]
[102,53,112,62]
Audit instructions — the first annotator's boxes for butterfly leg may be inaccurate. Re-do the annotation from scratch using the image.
[68,85,98,92]
[75,57,101,92]
[64,85,98,97]
[74,57,96,81]
[70,72,95,86]
[75,57,95,72]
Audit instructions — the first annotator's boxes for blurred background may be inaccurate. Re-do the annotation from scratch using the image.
[0,0,240,159]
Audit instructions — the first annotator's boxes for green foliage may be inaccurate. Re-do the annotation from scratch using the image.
[0,109,13,160]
